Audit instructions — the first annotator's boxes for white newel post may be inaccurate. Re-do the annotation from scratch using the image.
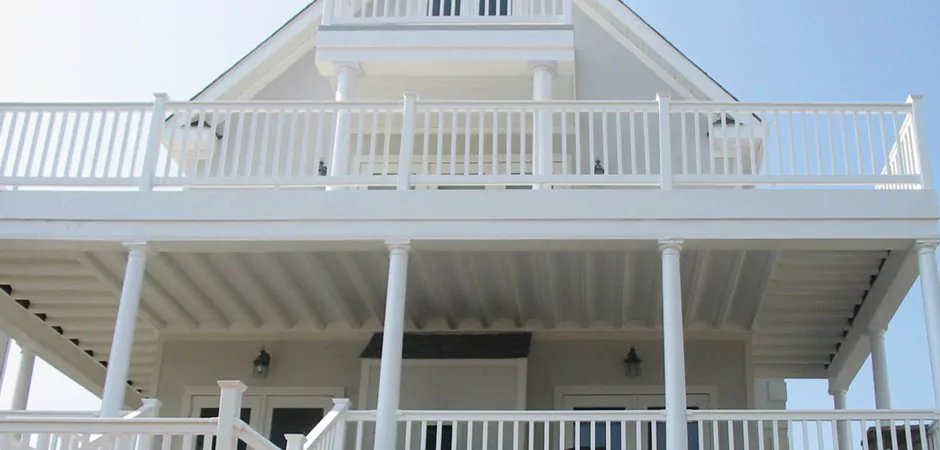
[660,239,688,450]
[217,381,247,450]
[135,399,162,450]
[285,434,306,450]
[531,62,555,188]
[915,240,940,407]
[0,331,9,390]
[869,329,892,409]
[830,388,851,450]
[397,93,417,191]
[374,240,411,450]
[99,243,149,417]
[328,63,361,188]
[331,399,351,450]
[11,346,35,410]
[657,93,673,190]
[140,93,168,191]
[907,95,932,189]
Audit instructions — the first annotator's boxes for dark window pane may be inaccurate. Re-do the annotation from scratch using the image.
[646,407,699,450]
[196,407,252,450]
[478,0,509,16]
[429,0,461,16]
[573,408,624,450]
[269,408,325,449]
[425,424,454,450]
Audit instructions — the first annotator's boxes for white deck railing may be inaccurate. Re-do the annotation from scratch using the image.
[332,409,940,450]
[321,0,571,26]
[0,96,928,192]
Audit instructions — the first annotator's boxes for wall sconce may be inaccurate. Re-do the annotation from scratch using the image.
[594,159,605,175]
[253,348,271,378]
[623,347,641,377]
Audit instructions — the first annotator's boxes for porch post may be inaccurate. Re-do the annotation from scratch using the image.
[660,239,688,450]
[374,240,411,450]
[531,62,555,188]
[328,62,361,185]
[915,240,940,407]
[830,388,851,450]
[0,331,9,398]
[11,346,36,410]
[99,243,149,417]
[869,329,892,409]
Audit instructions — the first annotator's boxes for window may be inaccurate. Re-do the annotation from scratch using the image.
[574,408,624,450]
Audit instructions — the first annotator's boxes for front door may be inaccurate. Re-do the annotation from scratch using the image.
[188,394,332,449]
[560,393,711,450]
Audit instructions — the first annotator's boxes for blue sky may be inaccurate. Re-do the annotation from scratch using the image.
[0,0,939,411]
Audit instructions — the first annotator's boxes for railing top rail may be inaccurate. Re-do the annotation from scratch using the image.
[0,102,152,111]
[0,411,100,417]
[235,418,280,450]
[0,417,217,433]
[415,100,658,111]
[166,100,402,110]
[689,409,940,420]
[303,400,351,449]
[672,101,912,113]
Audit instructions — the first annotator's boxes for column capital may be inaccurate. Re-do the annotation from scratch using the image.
[656,92,672,101]
[658,239,683,252]
[915,239,939,255]
[828,387,848,397]
[386,239,412,253]
[530,61,557,78]
[334,62,363,76]
[907,94,925,103]
[122,242,153,255]
[217,380,248,392]
[152,92,170,102]
[868,328,887,338]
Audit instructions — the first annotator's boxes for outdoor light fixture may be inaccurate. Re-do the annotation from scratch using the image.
[623,347,641,377]
[594,159,605,175]
[253,348,271,378]
[318,161,328,176]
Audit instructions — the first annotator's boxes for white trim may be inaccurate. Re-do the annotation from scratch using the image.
[359,358,528,410]
[553,385,720,410]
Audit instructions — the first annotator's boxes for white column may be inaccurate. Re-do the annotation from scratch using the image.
[660,239,688,450]
[531,62,555,187]
[374,240,411,450]
[830,388,852,450]
[328,62,361,184]
[11,346,36,410]
[0,331,9,392]
[99,244,149,417]
[869,329,892,409]
[915,240,940,407]
[217,381,247,450]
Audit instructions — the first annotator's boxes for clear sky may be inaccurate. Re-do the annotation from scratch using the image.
[0,0,939,411]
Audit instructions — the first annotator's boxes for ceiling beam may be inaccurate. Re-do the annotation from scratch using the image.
[714,251,746,329]
[502,253,526,328]
[684,251,710,327]
[828,248,918,391]
[617,252,635,329]
[646,261,661,328]
[296,253,363,330]
[748,251,780,331]
[452,254,491,328]
[336,253,387,324]
[581,252,594,328]
[260,253,326,329]
[412,254,457,330]
[178,254,264,328]
[152,255,231,329]
[72,252,167,330]
[211,253,294,328]
[0,262,90,277]
[540,252,560,329]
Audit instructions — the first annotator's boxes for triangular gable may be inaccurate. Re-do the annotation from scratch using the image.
[190,0,737,102]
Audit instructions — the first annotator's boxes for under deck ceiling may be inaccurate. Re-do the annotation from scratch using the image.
[0,248,891,396]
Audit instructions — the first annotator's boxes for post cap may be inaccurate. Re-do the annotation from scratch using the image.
[217,380,248,392]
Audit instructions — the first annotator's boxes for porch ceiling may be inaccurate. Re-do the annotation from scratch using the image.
[0,247,892,395]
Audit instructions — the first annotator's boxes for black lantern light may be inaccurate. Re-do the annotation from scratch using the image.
[594,159,605,175]
[623,347,641,377]
[318,161,328,176]
[253,348,271,378]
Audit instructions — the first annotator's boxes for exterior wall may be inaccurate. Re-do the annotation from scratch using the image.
[156,337,748,417]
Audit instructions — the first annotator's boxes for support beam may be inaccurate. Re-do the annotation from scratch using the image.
[618,252,636,329]
[684,251,710,327]
[830,387,852,450]
[714,251,746,329]
[294,253,363,330]
[0,330,9,391]
[11,346,36,410]
[100,244,149,417]
[215,253,294,329]
[660,239,688,450]
[74,253,167,330]
[260,253,326,329]
[328,62,361,184]
[452,254,490,328]
[914,240,940,407]
[153,256,231,329]
[374,240,410,450]
[413,255,457,330]
[869,329,892,409]
[181,254,263,328]
[581,252,595,328]
[336,254,385,324]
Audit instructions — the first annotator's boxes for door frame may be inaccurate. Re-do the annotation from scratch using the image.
[181,385,345,437]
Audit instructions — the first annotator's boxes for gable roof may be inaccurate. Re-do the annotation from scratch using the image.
[189,0,738,102]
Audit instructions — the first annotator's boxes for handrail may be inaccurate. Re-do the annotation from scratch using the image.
[0,417,217,433]
[302,399,351,450]
[235,418,281,450]
[687,409,940,420]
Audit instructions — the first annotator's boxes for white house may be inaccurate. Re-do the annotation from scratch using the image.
[0,1,938,450]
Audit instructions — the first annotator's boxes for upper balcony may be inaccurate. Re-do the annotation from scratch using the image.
[0,95,928,192]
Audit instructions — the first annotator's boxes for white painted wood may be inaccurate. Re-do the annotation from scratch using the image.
[216,381,247,450]
[869,329,892,409]
[915,240,940,408]
[374,241,410,450]
[99,245,149,417]
[10,347,35,410]
[659,239,688,450]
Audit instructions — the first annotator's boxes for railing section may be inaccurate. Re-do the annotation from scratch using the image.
[0,97,928,192]
[322,0,570,26]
